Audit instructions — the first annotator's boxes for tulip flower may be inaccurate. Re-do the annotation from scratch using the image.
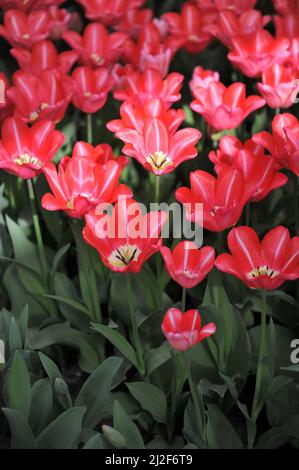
[63,23,128,69]
[162,308,216,351]
[111,106,201,175]
[83,198,168,273]
[107,98,186,137]
[72,141,128,168]
[273,0,299,14]
[48,6,73,41]
[228,29,290,78]
[113,68,184,108]
[176,168,247,232]
[0,0,64,9]
[194,0,257,14]
[11,40,78,74]
[162,2,213,54]
[161,241,215,288]
[257,63,299,109]
[207,8,271,48]
[215,226,299,290]
[115,8,153,38]
[76,0,145,25]
[124,23,172,77]
[190,66,220,96]
[274,13,299,38]
[7,69,73,124]
[209,135,288,202]
[0,72,14,123]
[71,66,114,114]
[0,116,64,179]
[0,10,50,48]
[253,113,299,176]
[190,81,265,131]
[42,158,131,219]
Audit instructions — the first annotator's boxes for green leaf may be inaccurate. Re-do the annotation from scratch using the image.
[30,379,53,435]
[43,295,90,317]
[36,407,86,449]
[5,351,31,420]
[102,425,127,448]
[75,356,123,429]
[38,352,72,409]
[113,401,145,449]
[51,243,70,278]
[8,317,23,354]
[91,323,139,370]
[126,382,167,423]
[5,215,40,271]
[2,408,36,449]
[206,404,243,449]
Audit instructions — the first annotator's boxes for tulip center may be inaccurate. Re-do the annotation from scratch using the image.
[91,54,104,65]
[108,244,141,268]
[146,151,172,171]
[248,265,279,279]
[210,206,220,216]
[15,153,42,167]
[22,34,30,39]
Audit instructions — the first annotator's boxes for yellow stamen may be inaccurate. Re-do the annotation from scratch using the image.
[248,265,279,279]
[146,151,172,171]
[108,245,141,268]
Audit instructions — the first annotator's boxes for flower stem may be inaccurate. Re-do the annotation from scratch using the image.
[126,274,145,375]
[251,289,267,423]
[181,287,187,312]
[27,179,48,280]
[87,113,93,144]
[155,175,160,203]
[183,350,205,437]
[216,231,225,370]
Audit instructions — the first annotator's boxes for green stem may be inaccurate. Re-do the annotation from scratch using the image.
[181,287,187,312]
[251,290,267,423]
[155,175,160,203]
[89,258,102,324]
[27,179,48,280]
[183,351,204,436]
[126,274,145,375]
[87,113,93,144]
[216,232,225,370]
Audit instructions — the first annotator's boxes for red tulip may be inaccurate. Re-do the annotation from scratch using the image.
[215,226,299,290]
[113,68,184,108]
[109,101,201,175]
[108,98,186,137]
[257,63,299,109]
[189,66,220,96]
[274,13,299,39]
[0,10,50,48]
[228,29,290,78]
[72,141,128,169]
[71,66,113,114]
[63,23,128,69]
[115,8,153,39]
[176,168,247,232]
[190,81,265,131]
[253,113,299,176]
[124,23,172,77]
[0,116,64,179]
[42,158,130,219]
[273,0,299,14]
[83,198,168,273]
[161,241,215,288]
[76,0,145,25]
[7,69,73,124]
[162,2,213,54]
[11,40,78,74]
[48,6,72,41]
[0,0,63,10]
[207,8,271,48]
[162,308,216,351]
[209,135,288,202]
[194,0,257,14]
[0,72,14,123]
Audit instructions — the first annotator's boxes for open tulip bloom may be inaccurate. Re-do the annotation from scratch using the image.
[83,198,168,272]
[215,226,299,290]
[162,308,216,351]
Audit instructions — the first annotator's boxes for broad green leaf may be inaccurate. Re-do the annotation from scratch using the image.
[38,352,72,409]
[113,401,145,449]
[83,433,105,449]
[91,323,138,369]
[5,351,31,420]
[30,378,53,435]
[2,408,36,449]
[5,215,40,271]
[126,382,167,423]
[75,356,123,429]
[8,317,23,354]
[206,405,243,449]
[36,407,86,449]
